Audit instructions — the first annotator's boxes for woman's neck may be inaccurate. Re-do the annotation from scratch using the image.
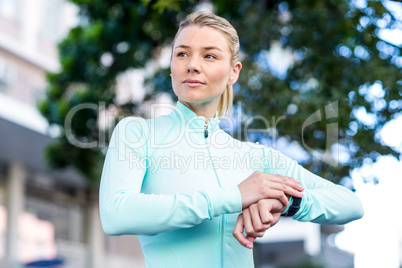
[178,99,218,121]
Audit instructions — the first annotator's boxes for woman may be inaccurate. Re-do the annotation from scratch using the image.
[99,11,363,268]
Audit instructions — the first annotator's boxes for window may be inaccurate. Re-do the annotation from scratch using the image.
[25,195,85,243]
[0,57,17,94]
[32,86,46,105]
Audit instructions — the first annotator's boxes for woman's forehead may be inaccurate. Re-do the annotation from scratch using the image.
[174,25,231,52]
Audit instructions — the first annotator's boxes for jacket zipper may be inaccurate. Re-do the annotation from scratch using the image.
[203,121,224,267]
[204,122,208,138]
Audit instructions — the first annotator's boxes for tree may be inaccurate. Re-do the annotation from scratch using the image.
[39,0,401,185]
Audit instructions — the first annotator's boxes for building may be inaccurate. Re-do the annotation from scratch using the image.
[0,0,144,267]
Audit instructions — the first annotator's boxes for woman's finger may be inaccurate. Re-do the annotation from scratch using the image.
[246,235,256,244]
[260,180,304,204]
[233,214,253,249]
[244,208,265,238]
[257,200,274,225]
[249,203,271,232]
[238,171,304,209]
[283,176,304,191]
[242,209,254,235]
[259,188,289,206]
[262,174,303,191]
[262,180,304,199]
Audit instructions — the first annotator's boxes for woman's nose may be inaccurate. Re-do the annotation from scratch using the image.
[187,57,200,73]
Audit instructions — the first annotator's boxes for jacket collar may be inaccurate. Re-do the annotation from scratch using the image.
[172,101,221,132]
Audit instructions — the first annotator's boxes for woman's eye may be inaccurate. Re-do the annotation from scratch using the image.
[205,54,216,59]
[177,52,187,57]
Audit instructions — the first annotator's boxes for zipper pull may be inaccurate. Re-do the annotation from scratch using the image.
[204,122,208,138]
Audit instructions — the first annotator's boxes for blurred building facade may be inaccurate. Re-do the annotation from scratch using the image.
[0,0,144,267]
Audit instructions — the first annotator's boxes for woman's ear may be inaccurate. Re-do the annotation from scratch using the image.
[228,62,242,86]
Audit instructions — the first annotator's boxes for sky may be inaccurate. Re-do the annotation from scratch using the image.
[335,153,402,267]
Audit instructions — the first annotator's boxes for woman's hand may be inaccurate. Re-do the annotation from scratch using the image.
[233,198,286,249]
[237,171,304,209]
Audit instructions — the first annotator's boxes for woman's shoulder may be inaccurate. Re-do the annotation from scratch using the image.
[114,116,150,132]
[113,113,177,138]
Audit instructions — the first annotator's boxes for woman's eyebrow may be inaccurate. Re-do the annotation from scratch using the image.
[203,46,222,52]
[174,45,190,50]
[174,45,222,52]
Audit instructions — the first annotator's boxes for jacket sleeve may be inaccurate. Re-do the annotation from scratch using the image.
[262,146,364,224]
[99,117,242,236]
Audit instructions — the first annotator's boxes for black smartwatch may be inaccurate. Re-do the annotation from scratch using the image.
[283,197,301,217]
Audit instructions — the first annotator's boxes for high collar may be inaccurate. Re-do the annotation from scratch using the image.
[172,101,221,132]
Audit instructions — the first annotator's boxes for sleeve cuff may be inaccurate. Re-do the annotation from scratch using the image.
[205,186,242,218]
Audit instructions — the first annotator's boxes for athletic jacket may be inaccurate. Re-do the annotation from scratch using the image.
[99,101,364,268]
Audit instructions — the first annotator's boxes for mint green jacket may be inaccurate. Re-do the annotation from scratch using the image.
[99,101,363,268]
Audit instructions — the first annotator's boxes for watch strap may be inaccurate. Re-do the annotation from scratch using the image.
[284,197,301,217]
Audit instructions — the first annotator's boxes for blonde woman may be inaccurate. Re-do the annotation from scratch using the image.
[99,11,363,268]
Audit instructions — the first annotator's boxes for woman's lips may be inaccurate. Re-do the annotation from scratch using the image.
[183,79,205,87]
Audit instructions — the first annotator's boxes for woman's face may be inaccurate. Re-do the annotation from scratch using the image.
[171,25,241,107]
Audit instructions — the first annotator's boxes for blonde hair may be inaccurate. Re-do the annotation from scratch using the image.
[173,11,240,117]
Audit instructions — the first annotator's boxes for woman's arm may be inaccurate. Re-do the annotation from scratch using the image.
[99,117,242,236]
[233,146,364,248]
[262,146,364,224]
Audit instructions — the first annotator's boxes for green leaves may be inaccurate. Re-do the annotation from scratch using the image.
[214,0,401,183]
[152,0,185,13]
